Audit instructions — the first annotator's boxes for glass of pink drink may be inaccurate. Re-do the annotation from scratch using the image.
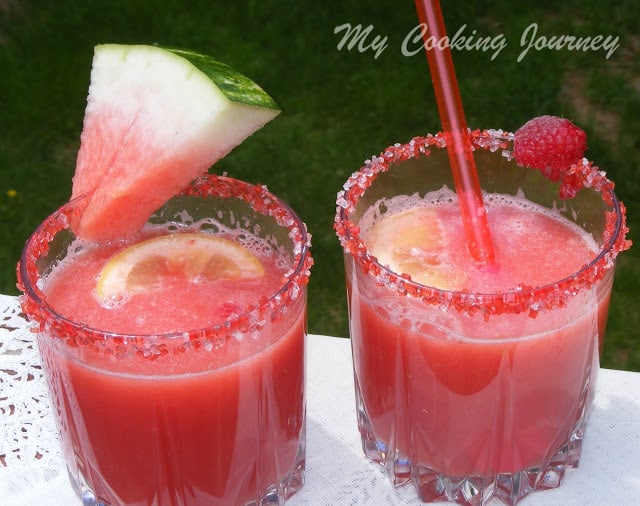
[18,174,313,506]
[334,130,630,505]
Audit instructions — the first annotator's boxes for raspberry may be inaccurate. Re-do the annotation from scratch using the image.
[513,115,587,181]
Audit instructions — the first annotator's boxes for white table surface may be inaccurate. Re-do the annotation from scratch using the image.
[1,293,639,505]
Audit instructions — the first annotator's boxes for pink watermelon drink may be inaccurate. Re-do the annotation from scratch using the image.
[18,175,313,506]
[18,44,313,506]
[335,130,630,505]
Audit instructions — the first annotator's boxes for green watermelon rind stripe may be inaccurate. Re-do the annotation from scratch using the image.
[164,47,280,112]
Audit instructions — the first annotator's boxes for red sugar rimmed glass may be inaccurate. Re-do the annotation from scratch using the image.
[18,174,313,506]
[334,130,630,505]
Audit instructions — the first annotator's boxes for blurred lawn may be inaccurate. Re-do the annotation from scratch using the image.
[1,1,638,370]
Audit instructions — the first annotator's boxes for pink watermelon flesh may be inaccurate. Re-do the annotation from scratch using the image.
[72,104,230,241]
[70,44,280,242]
[72,116,206,240]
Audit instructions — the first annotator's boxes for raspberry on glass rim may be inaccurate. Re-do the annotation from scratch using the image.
[513,115,588,198]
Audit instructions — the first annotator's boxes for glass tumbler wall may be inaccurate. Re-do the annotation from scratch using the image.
[18,174,313,506]
[334,131,629,505]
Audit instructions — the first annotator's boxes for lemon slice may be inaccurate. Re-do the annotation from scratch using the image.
[367,207,467,290]
[96,233,265,300]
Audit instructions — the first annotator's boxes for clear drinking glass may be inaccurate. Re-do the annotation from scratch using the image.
[18,174,313,506]
[334,130,630,505]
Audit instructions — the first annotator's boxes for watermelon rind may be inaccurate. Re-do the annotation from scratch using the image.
[163,46,279,111]
[71,43,281,242]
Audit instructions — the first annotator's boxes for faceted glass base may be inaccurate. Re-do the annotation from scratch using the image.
[67,438,305,506]
[357,402,587,506]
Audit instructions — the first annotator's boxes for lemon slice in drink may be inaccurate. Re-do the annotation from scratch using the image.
[367,207,467,290]
[96,233,265,301]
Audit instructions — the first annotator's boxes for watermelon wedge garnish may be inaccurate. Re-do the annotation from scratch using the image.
[71,44,280,241]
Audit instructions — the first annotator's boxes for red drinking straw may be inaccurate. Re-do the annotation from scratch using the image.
[414,0,496,265]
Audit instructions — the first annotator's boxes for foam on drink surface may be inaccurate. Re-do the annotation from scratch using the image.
[43,217,292,336]
[361,187,598,294]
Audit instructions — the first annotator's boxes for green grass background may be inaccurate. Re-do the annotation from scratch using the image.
[1,1,638,370]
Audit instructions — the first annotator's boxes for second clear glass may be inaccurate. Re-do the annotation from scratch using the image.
[334,130,629,505]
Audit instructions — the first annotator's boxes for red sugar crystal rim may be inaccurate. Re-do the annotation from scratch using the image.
[334,129,631,318]
[17,174,313,349]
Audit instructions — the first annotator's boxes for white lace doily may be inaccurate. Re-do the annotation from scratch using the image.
[2,293,640,505]
[0,294,66,499]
